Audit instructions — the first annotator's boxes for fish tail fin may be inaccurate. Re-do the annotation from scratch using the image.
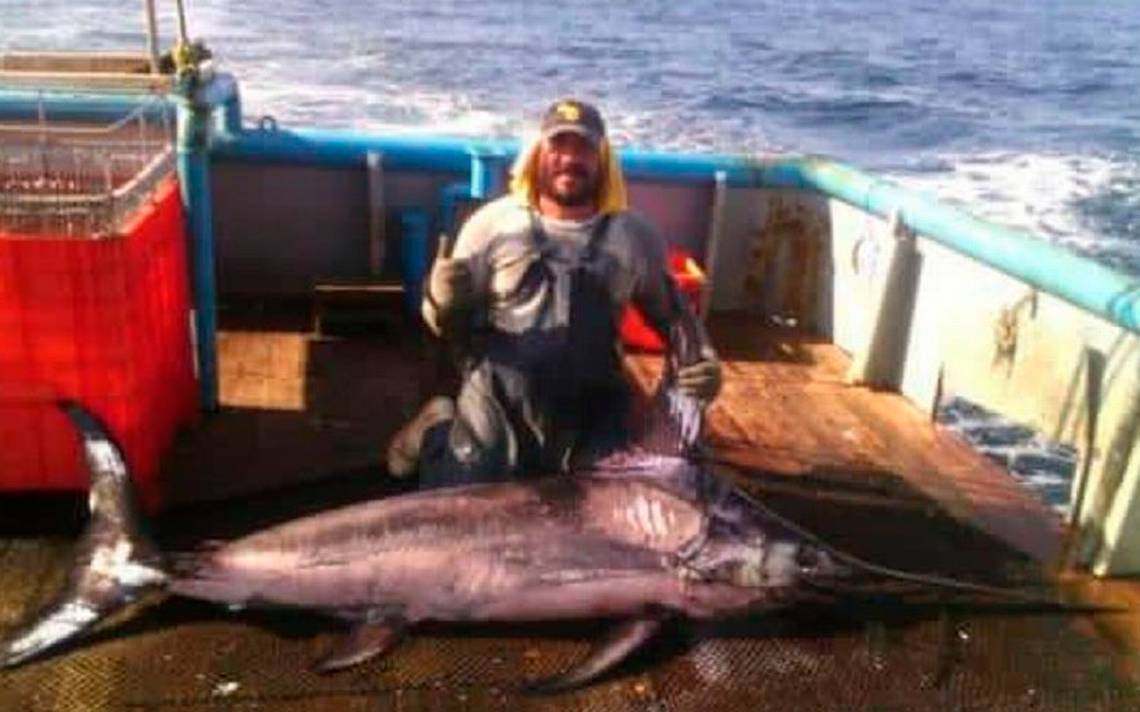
[1,400,168,669]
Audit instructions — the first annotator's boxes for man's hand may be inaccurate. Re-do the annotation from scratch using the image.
[427,234,475,315]
[676,347,722,402]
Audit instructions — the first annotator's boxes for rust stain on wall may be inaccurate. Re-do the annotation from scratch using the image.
[744,195,828,328]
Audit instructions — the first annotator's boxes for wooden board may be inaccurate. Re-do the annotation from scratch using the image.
[625,315,1064,564]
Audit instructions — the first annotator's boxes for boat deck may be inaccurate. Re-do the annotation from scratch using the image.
[1,303,1137,710]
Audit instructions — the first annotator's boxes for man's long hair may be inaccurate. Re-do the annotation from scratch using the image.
[508,134,629,214]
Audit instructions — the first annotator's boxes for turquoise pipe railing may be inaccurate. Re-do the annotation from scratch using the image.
[176,92,219,412]
[762,158,1140,333]
[212,127,763,186]
[176,73,240,411]
[3,87,1134,334]
[439,182,471,237]
[469,150,508,199]
[173,73,242,412]
[213,126,1138,332]
[437,151,510,234]
[0,76,240,139]
[0,89,174,123]
[214,126,507,172]
[399,209,430,317]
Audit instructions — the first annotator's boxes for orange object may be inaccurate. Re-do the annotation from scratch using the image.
[620,246,705,352]
[0,178,197,511]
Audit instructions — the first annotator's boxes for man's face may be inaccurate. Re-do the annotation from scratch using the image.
[537,132,602,208]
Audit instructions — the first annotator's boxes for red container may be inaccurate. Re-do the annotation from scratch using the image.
[0,177,197,511]
[620,246,706,352]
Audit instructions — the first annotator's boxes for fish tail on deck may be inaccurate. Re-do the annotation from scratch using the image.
[0,400,168,669]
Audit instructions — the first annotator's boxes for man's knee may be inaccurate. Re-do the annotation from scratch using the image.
[418,419,512,489]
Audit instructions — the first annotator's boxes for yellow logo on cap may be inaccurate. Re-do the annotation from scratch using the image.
[556,102,581,121]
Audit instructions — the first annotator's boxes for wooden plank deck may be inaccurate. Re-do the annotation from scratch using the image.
[159,299,456,507]
[627,316,1065,565]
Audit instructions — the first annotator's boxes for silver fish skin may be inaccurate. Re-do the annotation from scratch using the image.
[0,401,842,688]
[169,468,837,622]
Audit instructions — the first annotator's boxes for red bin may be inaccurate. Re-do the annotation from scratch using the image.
[620,246,706,352]
[0,177,198,511]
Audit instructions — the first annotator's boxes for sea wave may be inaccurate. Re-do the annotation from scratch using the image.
[887,152,1140,274]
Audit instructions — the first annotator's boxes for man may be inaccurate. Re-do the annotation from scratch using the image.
[388,99,722,488]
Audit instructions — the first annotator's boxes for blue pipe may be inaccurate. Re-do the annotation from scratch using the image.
[206,73,243,135]
[620,149,763,187]
[212,126,1139,332]
[0,73,242,136]
[176,83,221,412]
[399,209,430,318]
[438,182,472,237]
[215,127,763,187]
[213,127,512,172]
[0,89,174,124]
[436,153,508,231]
[469,150,508,199]
[436,153,508,236]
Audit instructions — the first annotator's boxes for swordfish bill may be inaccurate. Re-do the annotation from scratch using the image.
[0,400,847,690]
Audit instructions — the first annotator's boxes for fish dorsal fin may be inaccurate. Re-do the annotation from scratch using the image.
[526,612,669,694]
[313,617,407,673]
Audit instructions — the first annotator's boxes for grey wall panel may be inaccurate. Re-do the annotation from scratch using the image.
[211,161,461,295]
[626,180,713,259]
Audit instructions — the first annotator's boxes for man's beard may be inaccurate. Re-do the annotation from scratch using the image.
[539,167,599,207]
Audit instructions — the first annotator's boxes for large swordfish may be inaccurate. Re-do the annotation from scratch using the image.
[0,397,849,690]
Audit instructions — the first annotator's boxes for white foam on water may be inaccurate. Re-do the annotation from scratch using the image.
[886,151,1140,272]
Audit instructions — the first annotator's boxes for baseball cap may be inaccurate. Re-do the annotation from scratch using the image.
[540,99,606,144]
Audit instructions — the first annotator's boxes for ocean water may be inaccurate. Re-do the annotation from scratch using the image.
[2,0,1137,275]
[2,0,1135,514]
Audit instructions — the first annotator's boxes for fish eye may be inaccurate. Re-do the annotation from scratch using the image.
[795,546,820,572]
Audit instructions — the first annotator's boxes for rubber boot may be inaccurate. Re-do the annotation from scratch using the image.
[386,396,455,478]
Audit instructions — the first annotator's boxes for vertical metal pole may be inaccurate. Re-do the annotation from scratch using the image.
[142,0,161,74]
[175,0,191,45]
[399,209,429,318]
[216,75,243,135]
[700,170,728,322]
[366,151,385,276]
[176,88,219,411]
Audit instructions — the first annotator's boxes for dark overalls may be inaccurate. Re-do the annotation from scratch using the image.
[419,214,630,488]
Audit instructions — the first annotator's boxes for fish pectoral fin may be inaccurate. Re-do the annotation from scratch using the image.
[313,619,406,673]
[527,614,668,694]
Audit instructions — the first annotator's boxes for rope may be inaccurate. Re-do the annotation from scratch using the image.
[704,456,1114,610]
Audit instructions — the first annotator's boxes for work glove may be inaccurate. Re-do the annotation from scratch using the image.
[426,234,475,315]
[676,346,722,402]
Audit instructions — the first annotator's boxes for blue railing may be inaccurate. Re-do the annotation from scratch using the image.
[212,124,1139,334]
